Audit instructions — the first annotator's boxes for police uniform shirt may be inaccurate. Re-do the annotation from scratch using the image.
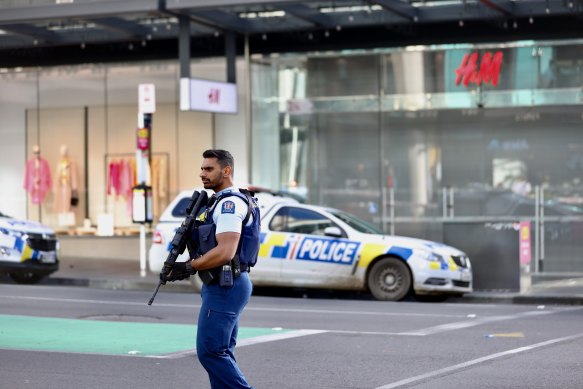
[212,187,253,235]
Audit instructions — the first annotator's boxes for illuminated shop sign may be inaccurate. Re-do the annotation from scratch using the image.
[180,78,238,113]
[455,51,503,87]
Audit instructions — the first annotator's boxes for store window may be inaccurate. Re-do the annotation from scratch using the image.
[14,60,215,234]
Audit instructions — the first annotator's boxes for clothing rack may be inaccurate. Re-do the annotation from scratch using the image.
[103,152,170,221]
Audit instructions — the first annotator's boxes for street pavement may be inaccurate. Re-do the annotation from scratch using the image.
[7,256,581,306]
[1,284,582,389]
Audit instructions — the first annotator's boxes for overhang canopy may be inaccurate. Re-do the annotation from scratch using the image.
[1,0,582,67]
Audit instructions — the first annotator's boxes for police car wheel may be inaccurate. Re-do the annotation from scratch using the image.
[9,272,44,285]
[367,257,411,301]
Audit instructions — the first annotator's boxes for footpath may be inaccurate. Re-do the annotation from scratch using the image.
[6,256,583,305]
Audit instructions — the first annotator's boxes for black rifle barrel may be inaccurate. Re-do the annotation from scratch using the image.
[147,190,208,306]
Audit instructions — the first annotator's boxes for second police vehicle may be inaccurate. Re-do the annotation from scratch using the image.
[0,211,59,284]
[149,189,472,301]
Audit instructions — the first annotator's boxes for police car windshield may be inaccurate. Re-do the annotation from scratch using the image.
[329,210,382,235]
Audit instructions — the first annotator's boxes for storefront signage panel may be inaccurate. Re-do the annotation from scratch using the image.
[455,51,503,87]
[180,77,238,114]
[138,84,156,113]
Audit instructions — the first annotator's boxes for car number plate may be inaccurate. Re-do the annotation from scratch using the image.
[460,271,471,282]
[40,252,56,263]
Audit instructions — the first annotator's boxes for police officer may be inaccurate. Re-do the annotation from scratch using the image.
[167,149,259,389]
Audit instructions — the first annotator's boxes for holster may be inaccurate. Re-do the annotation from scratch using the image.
[198,269,216,285]
[198,256,243,286]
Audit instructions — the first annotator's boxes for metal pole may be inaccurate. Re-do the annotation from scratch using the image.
[389,187,395,235]
[449,187,455,218]
[381,187,388,234]
[244,35,252,184]
[140,224,147,277]
[442,187,447,219]
[534,185,540,273]
[540,186,545,272]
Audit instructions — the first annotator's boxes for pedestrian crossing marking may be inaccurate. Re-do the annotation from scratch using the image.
[0,314,295,357]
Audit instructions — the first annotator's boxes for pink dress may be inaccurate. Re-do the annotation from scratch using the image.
[23,157,52,205]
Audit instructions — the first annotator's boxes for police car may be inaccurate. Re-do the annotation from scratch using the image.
[0,211,59,284]
[148,190,472,301]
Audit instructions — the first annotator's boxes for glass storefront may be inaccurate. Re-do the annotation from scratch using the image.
[3,60,219,233]
[251,39,583,273]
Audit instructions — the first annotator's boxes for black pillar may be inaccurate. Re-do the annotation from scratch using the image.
[225,32,236,83]
[179,14,190,78]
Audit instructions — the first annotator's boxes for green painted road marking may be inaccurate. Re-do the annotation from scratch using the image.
[0,314,288,357]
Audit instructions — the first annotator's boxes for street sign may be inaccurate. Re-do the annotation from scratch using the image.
[138,84,156,113]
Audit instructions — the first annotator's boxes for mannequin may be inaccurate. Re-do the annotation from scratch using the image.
[53,144,78,214]
[23,144,52,205]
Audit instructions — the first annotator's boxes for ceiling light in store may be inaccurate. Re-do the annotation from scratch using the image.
[529,16,534,24]
[48,22,96,31]
[459,20,464,27]
[239,11,285,18]
[262,33,267,40]
[324,30,330,37]
[80,42,85,49]
[320,5,382,13]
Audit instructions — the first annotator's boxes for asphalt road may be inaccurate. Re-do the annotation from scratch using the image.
[1,284,582,389]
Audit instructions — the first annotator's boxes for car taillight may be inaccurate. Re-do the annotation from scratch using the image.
[152,230,163,244]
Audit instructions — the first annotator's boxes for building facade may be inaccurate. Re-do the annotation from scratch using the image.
[1,32,582,273]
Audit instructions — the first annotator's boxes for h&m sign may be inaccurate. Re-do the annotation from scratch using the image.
[455,51,503,87]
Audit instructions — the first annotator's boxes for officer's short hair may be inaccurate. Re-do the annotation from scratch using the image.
[203,149,234,174]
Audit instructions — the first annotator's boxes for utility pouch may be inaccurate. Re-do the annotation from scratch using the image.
[198,224,218,255]
[220,264,233,287]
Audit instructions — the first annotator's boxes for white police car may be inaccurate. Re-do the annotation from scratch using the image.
[0,211,59,284]
[149,190,472,301]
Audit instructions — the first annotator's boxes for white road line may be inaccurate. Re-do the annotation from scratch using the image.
[398,310,553,336]
[149,329,328,359]
[375,332,583,389]
[0,295,466,318]
[247,306,464,318]
[327,329,423,336]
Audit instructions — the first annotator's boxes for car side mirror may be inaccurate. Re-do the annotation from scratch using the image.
[324,226,343,238]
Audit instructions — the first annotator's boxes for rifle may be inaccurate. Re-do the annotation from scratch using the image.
[147,189,208,305]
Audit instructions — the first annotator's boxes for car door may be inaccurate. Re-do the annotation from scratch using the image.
[266,205,361,288]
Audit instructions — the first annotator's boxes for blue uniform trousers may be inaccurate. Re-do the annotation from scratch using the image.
[197,272,254,389]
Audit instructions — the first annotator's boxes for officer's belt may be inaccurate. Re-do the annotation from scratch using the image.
[199,260,249,286]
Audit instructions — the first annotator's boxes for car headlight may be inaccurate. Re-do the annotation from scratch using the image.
[416,248,445,263]
[0,227,25,238]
